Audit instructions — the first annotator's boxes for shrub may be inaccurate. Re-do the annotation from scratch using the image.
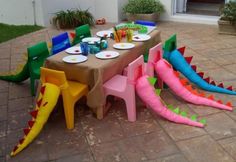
[123,0,164,14]
[220,1,236,23]
[53,8,94,29]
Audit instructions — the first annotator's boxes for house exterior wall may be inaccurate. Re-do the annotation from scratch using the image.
[0,0,44,25]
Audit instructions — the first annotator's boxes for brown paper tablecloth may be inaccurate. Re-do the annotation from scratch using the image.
[45,29,161,118]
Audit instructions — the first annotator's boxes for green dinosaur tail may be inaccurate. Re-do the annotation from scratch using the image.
[0,62,29,82]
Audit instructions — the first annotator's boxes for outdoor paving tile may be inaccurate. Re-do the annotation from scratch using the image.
[8,97,33,112]
[188,104,221,116]
[55,151,94,162]
[148,154,189,162]
[224,64,236,75]
[128,131,179,160]
[204,68,236,82]
[204,113,236,140]
[46,118,89,160]
[0,80,9,92]
[218,136,236,161]
[91,130,179,162]
[0,59,10,72]
[81,109,124,146]
[192,60,220,70]
[0,48,11,59]
[6,138,49,162]
[8,82,31,99]
[0,105,7,121]
[211,54,236,66]
[6,129,22,146]
[0,92,8,106]
[0,121,7,138]
[7,110,31,132]
[118,102,162,137]
[157,120,206,142]
[177,135,235,162]
[0,137,6,157]
[91,141,128,162]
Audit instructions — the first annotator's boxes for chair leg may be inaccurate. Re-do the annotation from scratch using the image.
[124,94,136,122]
[63,99,75,129]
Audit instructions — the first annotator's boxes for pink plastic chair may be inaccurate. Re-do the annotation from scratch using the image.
[103,55,145,122]
[145,43,163,89]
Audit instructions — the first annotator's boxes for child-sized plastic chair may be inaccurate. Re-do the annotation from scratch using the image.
[145,43,163,89]
[40,67,88,129]
[27,42,50,96]
[51,32,71,55]
[72,24,92,45]
[135,20,156,26]
[103,55,145,122]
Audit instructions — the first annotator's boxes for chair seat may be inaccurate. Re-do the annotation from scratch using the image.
[103,75,127,92]
[68,81,88,97]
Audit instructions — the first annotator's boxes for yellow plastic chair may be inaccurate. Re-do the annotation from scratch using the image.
[40,67,88,129]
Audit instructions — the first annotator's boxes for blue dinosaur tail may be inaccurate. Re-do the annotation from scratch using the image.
[168,49,236,95]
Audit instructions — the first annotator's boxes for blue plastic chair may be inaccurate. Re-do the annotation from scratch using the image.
[135,20,156,26]
[51,32,71,55]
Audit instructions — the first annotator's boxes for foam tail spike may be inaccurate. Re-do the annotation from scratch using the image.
[10,83,60,156]
[136,75,204,128]
[155,59,233,111]
[178,46,186,55]
[0,61,29,82]
[166,49,236,95]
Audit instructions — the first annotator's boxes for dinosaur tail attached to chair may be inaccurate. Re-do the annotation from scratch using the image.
[11,83,60,156]
[136,75,205,128]
[155,59,233,111]
[0,54,29,82]
[166,48,236,95]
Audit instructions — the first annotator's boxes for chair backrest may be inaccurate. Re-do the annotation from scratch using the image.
[127,55,145,82]
[148,42,163,63]
[73,24,92,45]
[27,42,49,77]
[52,32,71,55]
[164,34,177,53]
[40,67,68,89]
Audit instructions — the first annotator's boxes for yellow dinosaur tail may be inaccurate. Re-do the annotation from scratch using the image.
[11,83,60,156]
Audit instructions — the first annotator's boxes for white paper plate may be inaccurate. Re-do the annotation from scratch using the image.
[132,34,151,42]
[113,43,135,50]
[65,46,82,54]
[82,37,100,44]
[62,55,88,63]
[95,51,120,60]
[96,30,113,38]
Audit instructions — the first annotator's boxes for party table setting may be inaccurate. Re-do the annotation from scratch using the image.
[45,23,161,119]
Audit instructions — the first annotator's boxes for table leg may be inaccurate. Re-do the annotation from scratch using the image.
[96,102,111,119]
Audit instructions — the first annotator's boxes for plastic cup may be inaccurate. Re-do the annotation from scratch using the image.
[80,42,89,56]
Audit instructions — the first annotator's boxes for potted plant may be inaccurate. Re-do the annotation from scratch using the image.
[218,1,236,35]
[123,0,165,22]
[52,8,94,29]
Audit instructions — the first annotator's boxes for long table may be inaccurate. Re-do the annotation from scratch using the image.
[45,29,161,119]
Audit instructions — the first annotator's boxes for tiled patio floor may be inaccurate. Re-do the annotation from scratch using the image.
[1,21,236,162]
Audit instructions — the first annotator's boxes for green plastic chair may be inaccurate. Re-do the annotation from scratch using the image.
[72,24,92,45]
[27,42,49,95]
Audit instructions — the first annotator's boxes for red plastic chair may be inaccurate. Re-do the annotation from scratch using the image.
[103,55,145,122]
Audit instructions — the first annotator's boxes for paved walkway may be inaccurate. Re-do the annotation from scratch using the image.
[1,22,236,162]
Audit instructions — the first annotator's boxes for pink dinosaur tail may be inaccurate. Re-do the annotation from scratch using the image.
[136,75,204,127]
[155,59,233,111]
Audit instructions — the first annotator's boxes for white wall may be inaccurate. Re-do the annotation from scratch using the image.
[0,0,35,25]
[118,0,128,22]
[94,0,119,22]
[41,0,95,26]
